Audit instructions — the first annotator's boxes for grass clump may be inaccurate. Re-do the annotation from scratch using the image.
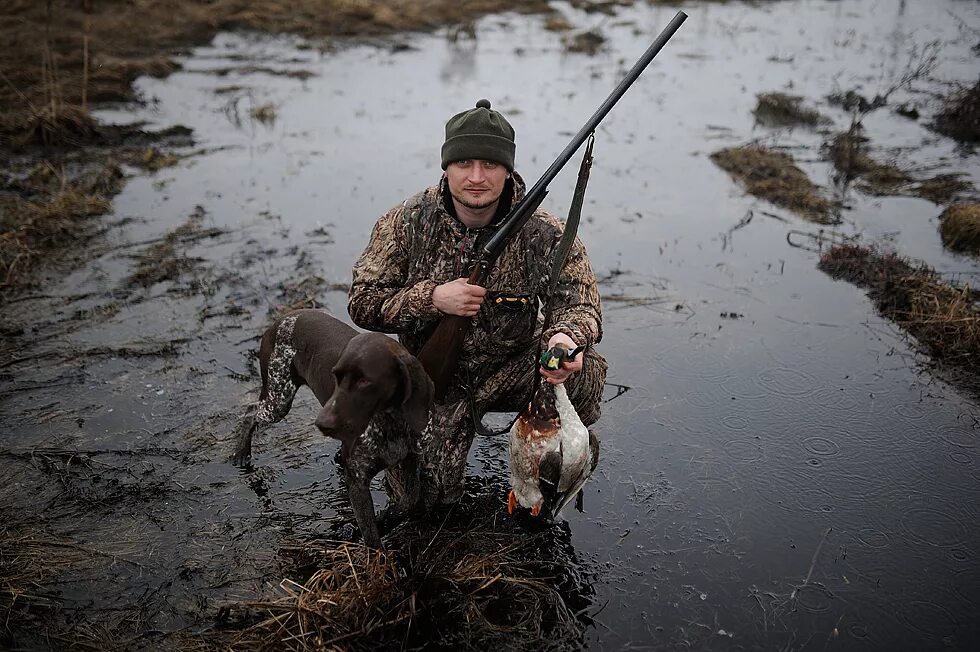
[711,145,833,222]
[933,79,980,143]
[939,204,980,253]
[0,162,122,288]
[753,92,828,127]
[819,244,980,375]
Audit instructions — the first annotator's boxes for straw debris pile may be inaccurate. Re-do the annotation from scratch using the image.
[217,479,591,651]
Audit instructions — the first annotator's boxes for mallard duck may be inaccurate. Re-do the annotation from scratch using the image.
[508,366,599,519]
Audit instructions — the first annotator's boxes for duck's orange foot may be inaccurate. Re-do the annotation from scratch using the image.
[507,490,517,514]
[531,503,541,517]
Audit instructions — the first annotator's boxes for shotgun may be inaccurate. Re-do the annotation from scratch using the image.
[418,9,688,400]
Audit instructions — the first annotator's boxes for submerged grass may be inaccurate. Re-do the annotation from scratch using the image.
[826,130,910,193]
[710,145,834,223]
[819,244,980,376]
[826,129,974,203]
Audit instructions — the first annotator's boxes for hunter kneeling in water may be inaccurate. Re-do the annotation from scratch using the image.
[347,99,607,508]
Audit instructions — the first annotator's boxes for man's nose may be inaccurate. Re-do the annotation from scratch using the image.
[467,166,486,183]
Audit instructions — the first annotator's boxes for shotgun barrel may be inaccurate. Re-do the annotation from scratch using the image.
[419,10,688,400]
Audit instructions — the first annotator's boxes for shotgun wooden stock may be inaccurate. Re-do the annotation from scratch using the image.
[417,10,688,401]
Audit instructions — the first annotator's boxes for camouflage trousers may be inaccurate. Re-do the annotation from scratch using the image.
[388,344,607,507]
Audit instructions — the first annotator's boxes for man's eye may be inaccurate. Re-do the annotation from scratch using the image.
[482,161,498,169]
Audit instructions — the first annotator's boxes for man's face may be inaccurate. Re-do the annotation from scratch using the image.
[444,159,510,210]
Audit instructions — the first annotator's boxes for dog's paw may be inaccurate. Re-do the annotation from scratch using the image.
[230,449,252,467]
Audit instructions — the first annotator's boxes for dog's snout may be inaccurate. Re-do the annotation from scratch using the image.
[315,407,338,434]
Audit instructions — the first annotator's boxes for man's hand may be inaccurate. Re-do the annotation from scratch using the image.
[432,278,486,317]
[540,332,583,385]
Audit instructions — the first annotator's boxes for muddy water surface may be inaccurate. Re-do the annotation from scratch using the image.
[4,0,980,649]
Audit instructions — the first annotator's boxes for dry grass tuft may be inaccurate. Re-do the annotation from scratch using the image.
[819,244,980,373]
[939,203,980,253]
[933,79,980,143]
[3,103,99,149]
[753,92,828,127]
[711,145,834,222]
[0,162,122,287]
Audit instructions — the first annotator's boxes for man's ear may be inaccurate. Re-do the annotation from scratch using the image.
[397,351,434,433]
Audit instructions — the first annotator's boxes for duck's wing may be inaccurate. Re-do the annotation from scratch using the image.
[538,441,563,508]
[550,428,600,517]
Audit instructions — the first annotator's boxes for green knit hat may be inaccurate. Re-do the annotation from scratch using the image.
[441,99,516,171]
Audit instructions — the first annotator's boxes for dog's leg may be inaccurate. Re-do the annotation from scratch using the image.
[231,328,300,466]
[398,453,422,514]
[230,406,258,466]
[345,467,382,549]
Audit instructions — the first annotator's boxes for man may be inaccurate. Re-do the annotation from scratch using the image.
[348,99,607,506]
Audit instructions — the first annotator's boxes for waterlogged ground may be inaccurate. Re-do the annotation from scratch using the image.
[3,0,980,649]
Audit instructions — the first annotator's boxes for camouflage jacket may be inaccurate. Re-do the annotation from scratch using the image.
[348,173,602,360]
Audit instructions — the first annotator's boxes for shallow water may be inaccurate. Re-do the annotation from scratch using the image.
[4,0,980,649]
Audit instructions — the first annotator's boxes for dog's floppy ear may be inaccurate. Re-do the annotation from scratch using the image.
[396,350,434,433]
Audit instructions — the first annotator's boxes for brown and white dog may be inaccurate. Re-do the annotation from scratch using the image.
[231,309,433,548]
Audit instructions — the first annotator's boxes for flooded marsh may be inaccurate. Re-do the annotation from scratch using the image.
[3,0,980,650]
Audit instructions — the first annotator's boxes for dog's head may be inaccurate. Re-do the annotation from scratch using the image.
[315,333,434,446]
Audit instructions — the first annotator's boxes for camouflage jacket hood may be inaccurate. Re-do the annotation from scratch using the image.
[348,171,602,359]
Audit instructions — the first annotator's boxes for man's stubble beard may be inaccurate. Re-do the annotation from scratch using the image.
[451,189,501,211]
